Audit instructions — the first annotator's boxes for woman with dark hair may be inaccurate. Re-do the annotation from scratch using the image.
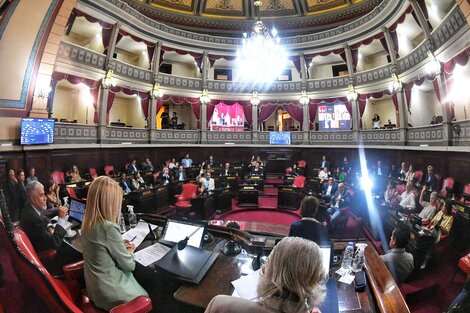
[205,237,326,313]
[372,113,381,129]
[288,196,330,246]
[45,179,61,210]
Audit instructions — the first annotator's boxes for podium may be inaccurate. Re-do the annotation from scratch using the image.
[213,188,232,213]
[278,187,302,210]
[238,186,258,207]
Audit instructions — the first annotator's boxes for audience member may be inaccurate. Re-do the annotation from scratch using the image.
[431,116,438,125]
[384,181,397,205]
[159,167,172,186]
[445,273,470,313]
[128,160,139,174]
[81,176,148,311]
[333,167,346,182]
[423,165,438,190]
[45,179,61,210]
[372,160,387,177]
[131,172,145,190]
[422,200,454,268]
[168,158,178,170]
[177,165,187,182]
[205,237,326,313]
[182,153,193,168]
[321,177,337,203]
[20,181,73,272]
[251,162,263,176]
[317,167,329,183]
[5,169,19,221]
[16,169,27,214]
[398,162,407,180]
[372,113,381,129]
[26,167,38,185]
[70,164,83,182]
[119,173,132,194]
[418,187,438,223]
[405,165,415,183]
[380,224,414,284]
[288,163,300,177]
[200,171,215,193]
[221,162,234,176]
[328,182,350,225]
[289,196,330,246]
[398,182,416,211]
[207,155,216,166]
[170,112,178,129]
[319,155,330,169]
[141,158,154,172]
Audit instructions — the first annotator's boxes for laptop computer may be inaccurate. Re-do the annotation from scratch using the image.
[160,219,207,249]
[68,198,86,228]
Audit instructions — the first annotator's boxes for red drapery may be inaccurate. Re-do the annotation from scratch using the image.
[51,72,100,123]
[207,54,237,68]
[116,30,155,67]
[160,47,203,71]
[72,9,112,54]
[258,103,278,123]
[283,102,304,128]
[107,86,150,123]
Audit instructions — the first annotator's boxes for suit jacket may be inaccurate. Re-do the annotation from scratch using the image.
[128,164,139,174]
[221,168,235,177]
[159,173,172,186]
[119,179,132,193]
[289,219,330,246]
[322,183,338,196]
[205,295,310,313]
[250,168,263,176]
[330,190,350,208]
[177,171,187,182]
[141,162,154,172]
[423,174,438,190]
[380,248,414,284]
[319,160,330,169]
[20,202,66,253]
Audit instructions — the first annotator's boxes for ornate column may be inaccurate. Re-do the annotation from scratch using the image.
[299,53,308,88]
[436,71,453,145]
[396,89,408,145]
[97,85,109,143]
[151,41,162,74]
[202,51,209,89]
[300,91,310,144]
[105,23,120,70]
[200,101,208,143]
[383,27,398,64]
[408,0,433,49]
[250,92,260,143]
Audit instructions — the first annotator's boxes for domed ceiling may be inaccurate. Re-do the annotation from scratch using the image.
[122,0,384,37]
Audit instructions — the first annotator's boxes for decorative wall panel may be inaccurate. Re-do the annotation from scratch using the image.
[57,42,106,70]
[54,123,98,144]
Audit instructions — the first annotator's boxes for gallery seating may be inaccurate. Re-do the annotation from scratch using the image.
[51,170,65,185]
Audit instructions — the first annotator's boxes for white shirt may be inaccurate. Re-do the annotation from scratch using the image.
[399,191,416,210]
[326,185,333,196]
[318,170,328,181]
[418,202,437,221]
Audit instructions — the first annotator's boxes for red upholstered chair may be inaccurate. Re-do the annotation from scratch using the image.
[292,175,306,189]
[51,170,65,185]
[175,183,198,217]
[0,219,152,313]
[297,160,307,168]
[285,167,292,176]
[153,172,160,184]
[89,168,98,179]
[414,170,424,183]
[67,187,79,200]
[440,177,455,198]
[104,165,114,176]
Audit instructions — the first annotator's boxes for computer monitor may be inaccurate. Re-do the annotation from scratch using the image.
[320,246,332,275]
[160,219,206,249]
[69,199,86,223]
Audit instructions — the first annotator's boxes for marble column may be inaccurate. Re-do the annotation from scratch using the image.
[97,86,109,143]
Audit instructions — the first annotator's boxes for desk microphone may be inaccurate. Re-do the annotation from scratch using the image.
[177,226,202,251]
[147,221,157,244]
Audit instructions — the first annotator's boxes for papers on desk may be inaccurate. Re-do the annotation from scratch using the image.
[231,269,260,301]
[122,220,158,248]
[134,243,170,266]
[335,268,355,285]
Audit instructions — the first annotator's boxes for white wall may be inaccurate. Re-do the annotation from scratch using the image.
[169,103,198,130]
[408,87,441,126]
[309,63,336,79]
[109,96,146,128]
[362,98,397,129]
[52,84,95,124]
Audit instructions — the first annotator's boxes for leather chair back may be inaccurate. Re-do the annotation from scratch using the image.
[297,160,307,168]
[104,165,114,176]
[292,175,306,189]
[178,183,198,201]
[89,168,98,179]
[67,187,79,199]
[414,170,423,182]
[51,170,65,185]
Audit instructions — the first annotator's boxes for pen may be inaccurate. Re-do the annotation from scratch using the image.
[130,235,137,242]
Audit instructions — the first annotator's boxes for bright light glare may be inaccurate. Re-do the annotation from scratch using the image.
[236,21,288,84]
[80,84,93,105]
[446,64,470,103]
[360,175,373,190]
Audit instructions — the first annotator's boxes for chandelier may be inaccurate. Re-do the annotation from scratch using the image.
[236,1,287,84]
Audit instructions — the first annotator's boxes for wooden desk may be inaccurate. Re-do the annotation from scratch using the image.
[450,201,470,251]
[213,188,232,213]
[277,186,301,210]
[126,186,169,214]
[238,187,258,207]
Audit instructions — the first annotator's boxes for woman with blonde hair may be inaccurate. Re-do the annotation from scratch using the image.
[81,176,148,311]
[205,237,327,313]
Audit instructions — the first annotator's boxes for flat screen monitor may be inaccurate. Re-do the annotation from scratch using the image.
[318,104,351,131]
[20,118,55,145]
[269,131,291,145]
[320,246,332,274]
[160,219,206,249]
[69,199,86,223]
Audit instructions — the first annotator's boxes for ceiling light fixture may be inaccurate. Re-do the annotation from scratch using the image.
[299,90,310,105]
[200,89,211,104]
[101,70,117,89]
[347,84,358,101]
[236,0,287,85]
[390,73,402,92]
[250,91,261,105]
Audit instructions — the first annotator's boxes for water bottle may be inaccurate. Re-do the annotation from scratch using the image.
[341,242,354,270]
[352,243,367,273]
[128,206,137,228]
[119,213,127,233]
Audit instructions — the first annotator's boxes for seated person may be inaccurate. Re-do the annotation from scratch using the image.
[168,158,178,171]
[422,165,438,191]
[319,155,330,169]
[418,187,439,223]
[421,200,454,269]
[199,171,215,194]
[131,172,145,190]
[119,173,132,194]
[446,272,470,313]
[221,162,235,177]
[317,167,329,183]
[288,163,300,177]
[333,167,346,182]
[159,167,172,186]
[289,196,330,246]
[26,167,38,185]
[381,224,414,284]
[398,162,407,180]
[141,158,154,172]
[45,179,61,210]
[81,176,148,311]
[321,177,337,203]
[398,182,416,211]
[250,161,263,176]
[70,164,83,182]
[405,165,415,183]
[327,182,350,225]
[384,181,397,205]
[205,237,326,313]
[20,181,77,272]
[128,160,139,174]
[207,155,216,166]
[430,115,438,125]
[176,165,187,182]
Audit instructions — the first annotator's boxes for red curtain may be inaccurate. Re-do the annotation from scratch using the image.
[283,103,304,128]
[309,102,318,130]
[392,94,399,112]
[258,104,278,123]
[288,56,302,75]
[73,9,113,53]
[192,103,201,120]
[208,54,237,68]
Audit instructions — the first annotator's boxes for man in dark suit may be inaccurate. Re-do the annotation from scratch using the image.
[250,162,263,176]
[20,181,78,272]
[423,165,438,190]
[16,169,27,215]
[5,169,19,221]
[221,162,235,177]
[176,165,187,182]
[319,155,330,170]
[128,159,139,174]
[289,196,330,246]
[327,182,351,225]
[119,173,132,194]
[321,177,337,203]
[159,167,172,186]
[141,157,154,172]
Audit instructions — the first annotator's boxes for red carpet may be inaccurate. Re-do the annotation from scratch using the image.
[221,208,301,226]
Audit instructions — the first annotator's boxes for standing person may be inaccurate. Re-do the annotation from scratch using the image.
[26,167,38,185]
[16,169,27,215]
[81,176,148,311]
[182,153,193,169]
[205,237,326,313]
[289,196,330,246]
[170,112,178,129]
[372,114,381,129]
[5,169,19,221]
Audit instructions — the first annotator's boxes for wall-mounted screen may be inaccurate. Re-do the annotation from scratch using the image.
[318,104,351,131]
[20,118,55,145]
[269,131,291,145]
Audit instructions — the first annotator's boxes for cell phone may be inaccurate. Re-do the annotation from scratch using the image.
[354,271,366,292]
